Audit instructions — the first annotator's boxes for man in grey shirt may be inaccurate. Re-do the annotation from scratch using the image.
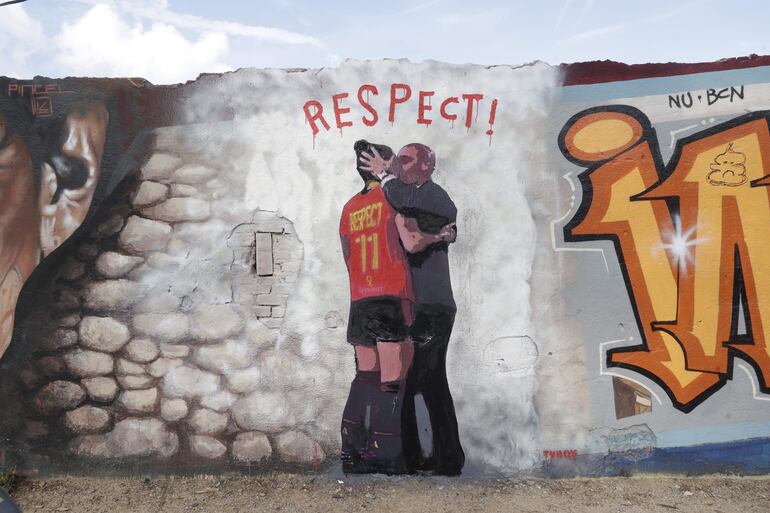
[361,142,465,476]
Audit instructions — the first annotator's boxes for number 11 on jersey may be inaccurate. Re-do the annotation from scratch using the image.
[354,233,379,272]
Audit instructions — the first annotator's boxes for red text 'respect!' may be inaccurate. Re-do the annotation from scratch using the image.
[303,83,499,137]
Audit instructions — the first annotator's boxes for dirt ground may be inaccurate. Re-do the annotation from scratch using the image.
[8,473,770,513]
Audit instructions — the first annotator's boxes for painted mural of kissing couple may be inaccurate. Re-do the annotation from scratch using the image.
[339,139,464,475]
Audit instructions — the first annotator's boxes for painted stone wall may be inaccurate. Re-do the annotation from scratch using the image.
[5,124,333,469]
[1,57,770,477]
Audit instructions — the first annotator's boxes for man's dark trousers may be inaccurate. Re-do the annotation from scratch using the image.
[402,304,464,475]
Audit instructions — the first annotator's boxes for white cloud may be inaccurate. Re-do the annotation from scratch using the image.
[555,0,575,30]
[75,0,327,48]
[396,0,446,16]
[55,4,230,84]
[0,4,45,77]
[561,23,625,45]
[120,0,323,47]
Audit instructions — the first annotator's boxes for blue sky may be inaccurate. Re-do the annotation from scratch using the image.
[1,0,768,84]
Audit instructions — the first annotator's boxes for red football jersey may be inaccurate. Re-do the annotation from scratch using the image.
[340,185,413,302]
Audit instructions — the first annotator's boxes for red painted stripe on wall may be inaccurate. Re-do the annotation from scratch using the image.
[562,54,770,86]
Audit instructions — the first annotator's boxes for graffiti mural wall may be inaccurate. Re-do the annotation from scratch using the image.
[560,105,770,411]
[553,58,770,472]
[1,56,769,478]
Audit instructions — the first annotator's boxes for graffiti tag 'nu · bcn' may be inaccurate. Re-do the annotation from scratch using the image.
[560,106,770,412]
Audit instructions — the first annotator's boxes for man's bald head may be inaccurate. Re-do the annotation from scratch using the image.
[392,143,436,185]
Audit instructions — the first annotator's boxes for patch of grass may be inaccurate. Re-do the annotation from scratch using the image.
[0,468,18,494]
